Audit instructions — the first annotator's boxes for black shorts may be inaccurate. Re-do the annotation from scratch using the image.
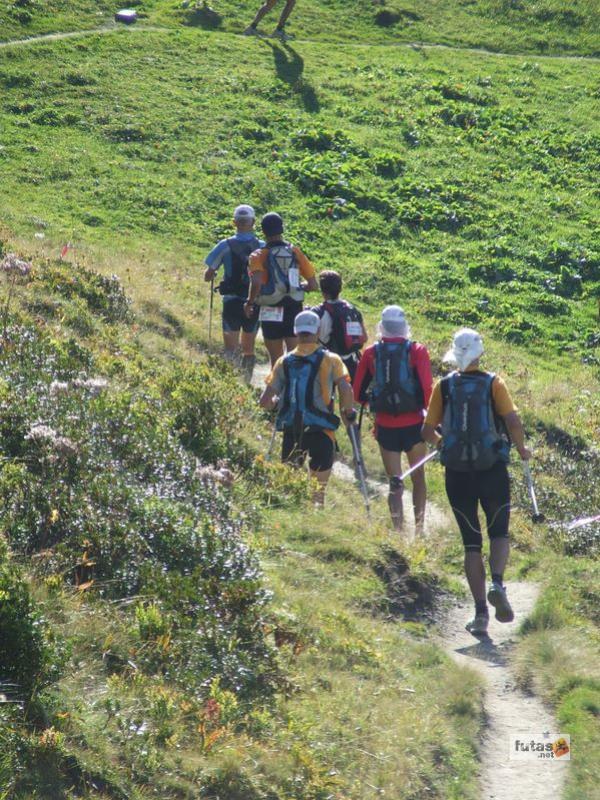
[282,428,335,472]
[342,353,360,384]
[445,461,510,552]
[260,300,303,341]
[375,423,423,453]
[222,296,259,334]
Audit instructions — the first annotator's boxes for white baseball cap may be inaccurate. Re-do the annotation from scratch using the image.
[294,310,320,335]
[233,204,255,220]
[444,328,484,370]
[380,305,410,338]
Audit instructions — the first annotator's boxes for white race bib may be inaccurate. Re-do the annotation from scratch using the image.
[259,306,284,323]
[288,267,300,289]
[346,321,363,337]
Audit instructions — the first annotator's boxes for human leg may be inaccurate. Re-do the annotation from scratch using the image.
[378,442,404,531]
[249,0,279,28]
[306,432,334,506]
[480,463,514,621]
[445,468,488,626]
[276,0,297,28]
[222,298,242,355]
[405,438,427,534]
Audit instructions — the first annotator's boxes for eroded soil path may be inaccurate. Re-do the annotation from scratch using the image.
[443,582,568,800]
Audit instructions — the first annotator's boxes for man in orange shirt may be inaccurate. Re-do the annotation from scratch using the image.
[244,212,318,366]
[260,310,356,505]
[422,328,532,637]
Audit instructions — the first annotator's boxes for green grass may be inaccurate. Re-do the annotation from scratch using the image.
[1,0,599,55]
[0,5,599,798]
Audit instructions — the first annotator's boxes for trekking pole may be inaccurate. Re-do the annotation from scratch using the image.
[358,404,365,432]
[398,450,439,482]
[521,461,545,523]
[208,276,215,343]
[347,423,371,520]
[266,425,278,461]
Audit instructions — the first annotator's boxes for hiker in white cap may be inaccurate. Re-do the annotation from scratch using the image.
[422,328,532,637]
[260,310,357,506]
[204,205,264,382]
[244,0,297,40]
[354,306,433,533]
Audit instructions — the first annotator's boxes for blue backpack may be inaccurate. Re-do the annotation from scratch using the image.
[369,341,422,415]
[440,371,510,472]
[276,349,340,432]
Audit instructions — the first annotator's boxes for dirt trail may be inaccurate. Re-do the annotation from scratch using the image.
[443,582,568,799]
[254,362,568,800]
[1,23,598,63]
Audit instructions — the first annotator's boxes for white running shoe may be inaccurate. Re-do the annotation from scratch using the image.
[487,582,514,623]
[465,614,489,636]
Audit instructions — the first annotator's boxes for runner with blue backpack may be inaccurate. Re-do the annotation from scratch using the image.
[354,306,433,534]
[244,212,318,367]
[312,270,368,385]
[421,328,532,636]
[204,204,264,383]
[259,310,357,506]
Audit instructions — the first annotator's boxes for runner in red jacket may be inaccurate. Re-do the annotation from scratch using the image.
[354,306,433,533]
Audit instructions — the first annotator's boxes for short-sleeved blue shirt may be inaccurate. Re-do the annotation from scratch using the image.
[205,232,265,300]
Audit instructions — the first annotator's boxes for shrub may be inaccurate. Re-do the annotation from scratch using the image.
[0,552,65,697]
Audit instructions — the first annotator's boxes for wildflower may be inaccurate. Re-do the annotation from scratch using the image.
[72,377,109,396]
[54,436,78,457]
[49,380,69,396]
[25,424,58,443]
[0,253,32,277]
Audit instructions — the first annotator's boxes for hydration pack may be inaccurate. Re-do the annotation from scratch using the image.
[256,241,305,306]
[218,236,260,297]
[314,300,367,356]
[276,348,340,432]
[369,340,422,415]
[440,371,510,472]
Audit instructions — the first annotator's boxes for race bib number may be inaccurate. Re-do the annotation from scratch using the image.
[346,321,363,337]
[288,267,300,289]
[259,306,284,323]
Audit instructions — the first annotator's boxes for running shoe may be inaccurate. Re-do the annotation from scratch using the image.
[465,614,489,636]
[272,28,293,41]
[243,26,261,36]
[487,581,515,623]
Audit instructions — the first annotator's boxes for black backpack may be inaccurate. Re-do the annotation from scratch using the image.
[218,236,260,297]
[313,300,367,356]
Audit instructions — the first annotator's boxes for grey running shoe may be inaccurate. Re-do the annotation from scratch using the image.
[487,582,515,623]
[243,26,261,36]
[466,613,489,636]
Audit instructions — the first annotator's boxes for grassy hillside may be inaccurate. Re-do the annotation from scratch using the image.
[0,29,598,365]
[0,6,599,800]
[1,0,599,54]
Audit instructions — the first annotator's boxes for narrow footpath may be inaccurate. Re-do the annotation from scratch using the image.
[443,583,569,800]
[254,358,568,799]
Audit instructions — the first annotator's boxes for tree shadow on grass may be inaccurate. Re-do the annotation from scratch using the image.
[265,41,320,113]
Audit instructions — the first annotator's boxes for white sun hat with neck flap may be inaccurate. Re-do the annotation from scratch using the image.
[444,327,484,371]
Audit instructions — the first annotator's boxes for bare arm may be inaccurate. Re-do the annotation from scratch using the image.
[204,266,216,282]
[503,411,532,460]
[304,276,319,292]
[421,422,442,448]
[260,385,279,411]
[337,379,357,424]
[244,272,264,317]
